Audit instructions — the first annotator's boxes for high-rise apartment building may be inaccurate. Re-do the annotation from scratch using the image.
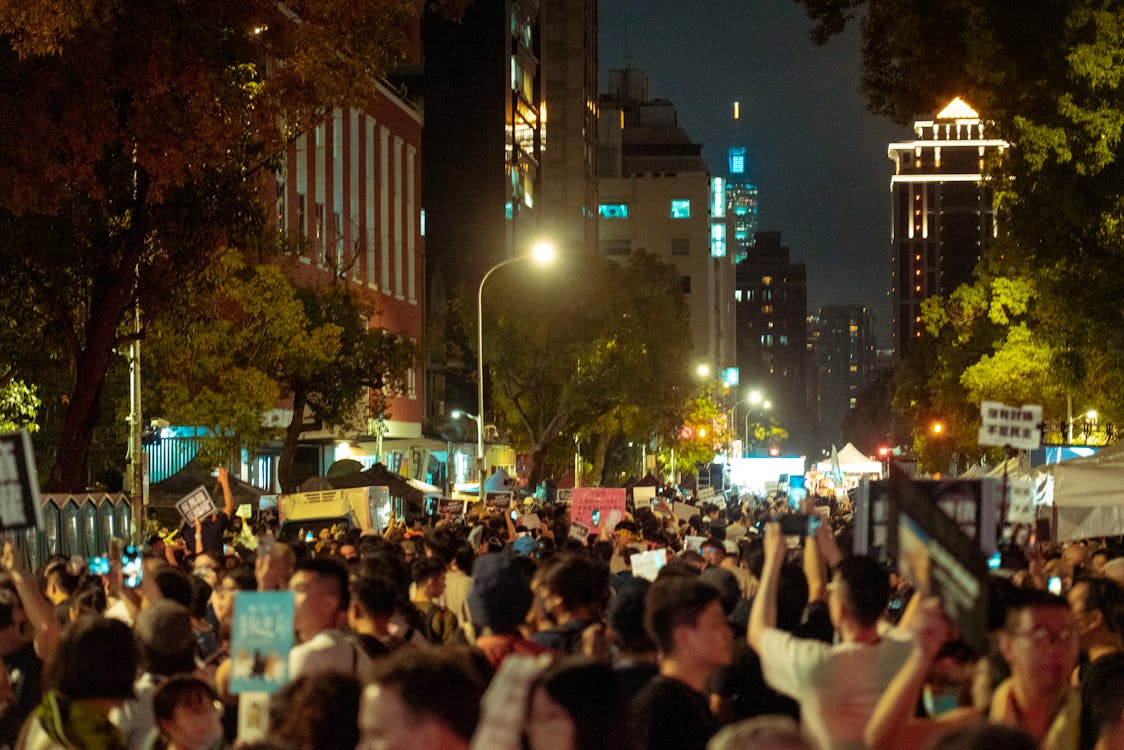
[598,69,735,369]
[888,97,1008,354]
[735,231,810,451]
[810,305,877,445]
[408,0,597,419]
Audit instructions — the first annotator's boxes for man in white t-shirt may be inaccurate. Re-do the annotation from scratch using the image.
[289,557,374,682]
[748,523,913,750]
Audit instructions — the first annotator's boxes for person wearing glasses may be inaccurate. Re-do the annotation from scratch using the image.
[990,588,1080,750]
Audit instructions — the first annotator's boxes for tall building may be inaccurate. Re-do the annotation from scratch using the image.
[408,0,596,421]
[724,146,759,263]
[735,231,809,451]
[888,97,1008,354]
[810,305,877,445]
[540,0,599,254]
[597,69,735,369]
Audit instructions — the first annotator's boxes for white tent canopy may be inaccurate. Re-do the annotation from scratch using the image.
[815,443,883,475]
[1050,442,1124,541]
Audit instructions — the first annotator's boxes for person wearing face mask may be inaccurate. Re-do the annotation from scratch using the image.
[148,678,225,750]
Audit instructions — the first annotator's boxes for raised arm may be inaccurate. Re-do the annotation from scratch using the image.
[0,542,59,663]
[217,466,234,518]
[748,522,786,651]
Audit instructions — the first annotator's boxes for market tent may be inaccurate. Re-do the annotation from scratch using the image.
[1050,443,1124,540]
[483,468,517,493]
[148,459,264,510]
[815,443,882,475]
[407,477,442,496]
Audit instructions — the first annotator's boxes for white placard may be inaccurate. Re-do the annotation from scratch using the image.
[631,548,668,581]
[1005,476,1037,524]
[176,485,216,524]
[978,401,1042,450]
[698,487,716,501]
[672,501,697,521]
[633,486,656,508]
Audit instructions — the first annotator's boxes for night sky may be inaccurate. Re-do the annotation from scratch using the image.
[598,0,904,345]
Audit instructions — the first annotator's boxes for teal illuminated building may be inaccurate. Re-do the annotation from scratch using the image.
[724,147,759,262]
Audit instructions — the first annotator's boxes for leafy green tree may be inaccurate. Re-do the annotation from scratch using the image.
[478,251,695,488]
[0,378,39,434]
[0,0,463,491]
[660,388,731,479]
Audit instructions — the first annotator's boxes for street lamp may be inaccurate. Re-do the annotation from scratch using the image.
[476,240,556,472]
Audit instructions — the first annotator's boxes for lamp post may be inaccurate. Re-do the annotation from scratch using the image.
[450,409,482,479]
[736,390,771,456]
[476,240,556,473]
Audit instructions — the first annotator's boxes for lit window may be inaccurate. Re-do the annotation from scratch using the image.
[599,203,629,218]
[761,276,772,285]
[670,199,691,219]
[762,305,773,314]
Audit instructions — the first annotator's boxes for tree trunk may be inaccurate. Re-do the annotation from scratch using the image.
[526,441,548,491]
[590,432,612,487]
[277,384,307,493]
[46,269,135,492]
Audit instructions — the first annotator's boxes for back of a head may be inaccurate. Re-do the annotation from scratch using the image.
[47,615,138,701]
[270,671,361,750]
[136,600,197,675]
[370,648,484,743]
[538,659,625,750]
[1080,652,1124,750]
[609,578,655,654]
[154,565,194,607]
[152,675,219,725]
[708,715,815,750]
[644,576,722,654]
[351,573,397,619]
[835,555,890,627]
[924,723,1037,750]
[539,553,606,613]
[776,562,810,633]
[467,551,533,634]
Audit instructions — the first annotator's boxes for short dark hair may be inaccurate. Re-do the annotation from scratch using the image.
[644,576,722,654]
[350,574,397,618]
[154,566,194,608]
[1081,652,1124,750]
[271,672,361,750]
[453,544,475,575]
[1002,587,1070,632]
[835,555,890,627]
[294,557,350,611]
[1074,575,1124,634]
[539,554,607,613]
[412,557,446,585]
[371,649,484,741]
[47,616,138,700]
[152,675,218,724]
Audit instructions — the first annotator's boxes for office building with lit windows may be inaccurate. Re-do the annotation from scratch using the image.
[724,146,759,263]
[810,305,877,445]
[735,231,810,449]
[888,97,1008,354]
[597,69,735,369]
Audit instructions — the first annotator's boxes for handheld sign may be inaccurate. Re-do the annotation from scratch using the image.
[229,591,295,694]
[633,486,656,508]
[571,487,626,528]
[0,430,45,531]
[555,488,573,504]
[176,486,217,525]
[631,549,668,581]
[978,401,1042,450]
[484,491,513,509]
[568,521,591,542]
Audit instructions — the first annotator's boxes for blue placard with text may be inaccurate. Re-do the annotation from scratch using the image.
[229,591,294,694]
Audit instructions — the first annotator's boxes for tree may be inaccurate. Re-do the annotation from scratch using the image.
[798,0,1124,444]
[0,379,39,434]
[660,389,732,479]
[477,251,695,488]
[0,0,464,491]
[147,251,417,491]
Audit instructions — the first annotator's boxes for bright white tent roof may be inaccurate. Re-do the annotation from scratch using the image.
[815,443,883,475]
[1049,442,1124,540]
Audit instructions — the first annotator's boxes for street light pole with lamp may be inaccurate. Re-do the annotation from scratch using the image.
[475,240,557,476]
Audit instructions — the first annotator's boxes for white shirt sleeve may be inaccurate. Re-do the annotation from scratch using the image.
[757,627,833,698]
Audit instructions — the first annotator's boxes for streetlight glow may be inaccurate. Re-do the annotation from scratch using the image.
[1087,409,1098,420]
[748,390,763,405]
[696,363,711,378]
[476,242,557,474]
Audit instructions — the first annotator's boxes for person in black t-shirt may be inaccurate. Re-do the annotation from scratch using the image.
[632,576,733,750]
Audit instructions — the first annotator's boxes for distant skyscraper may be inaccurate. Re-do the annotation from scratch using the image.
[725,146,759,263]
[811,305,877,445]
[735,231,809,451]
[888,97,1008,354]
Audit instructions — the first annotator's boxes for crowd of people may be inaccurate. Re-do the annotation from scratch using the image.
[1,466,1124,750]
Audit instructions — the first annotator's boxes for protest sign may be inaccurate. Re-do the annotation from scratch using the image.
[176,486,216,525]
[236,503,253,519]
[887,471,990,655]
[439,498,466,515]
[631,548,668,581]
[633,486,656,508]
[555,489,573,504]
[1004,476,1037,524]
[697,486,716,501]
[671,501,697,522]
[684,535,706,553]
[0,430,44,531]
[229,591,295,694]
[568,520,591,542]
[978,401,1042,450]
[484,491,513,509]
[571,487,626,529]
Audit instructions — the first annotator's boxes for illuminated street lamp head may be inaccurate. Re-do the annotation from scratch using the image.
[450,409,480,422]
[763,400,772,410]
[695,363,711,378]
[878,446,890,457]
[530,239,557,266]
[931,421,944,435]
[748,390,763,405]
[1087,409,1098,420]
